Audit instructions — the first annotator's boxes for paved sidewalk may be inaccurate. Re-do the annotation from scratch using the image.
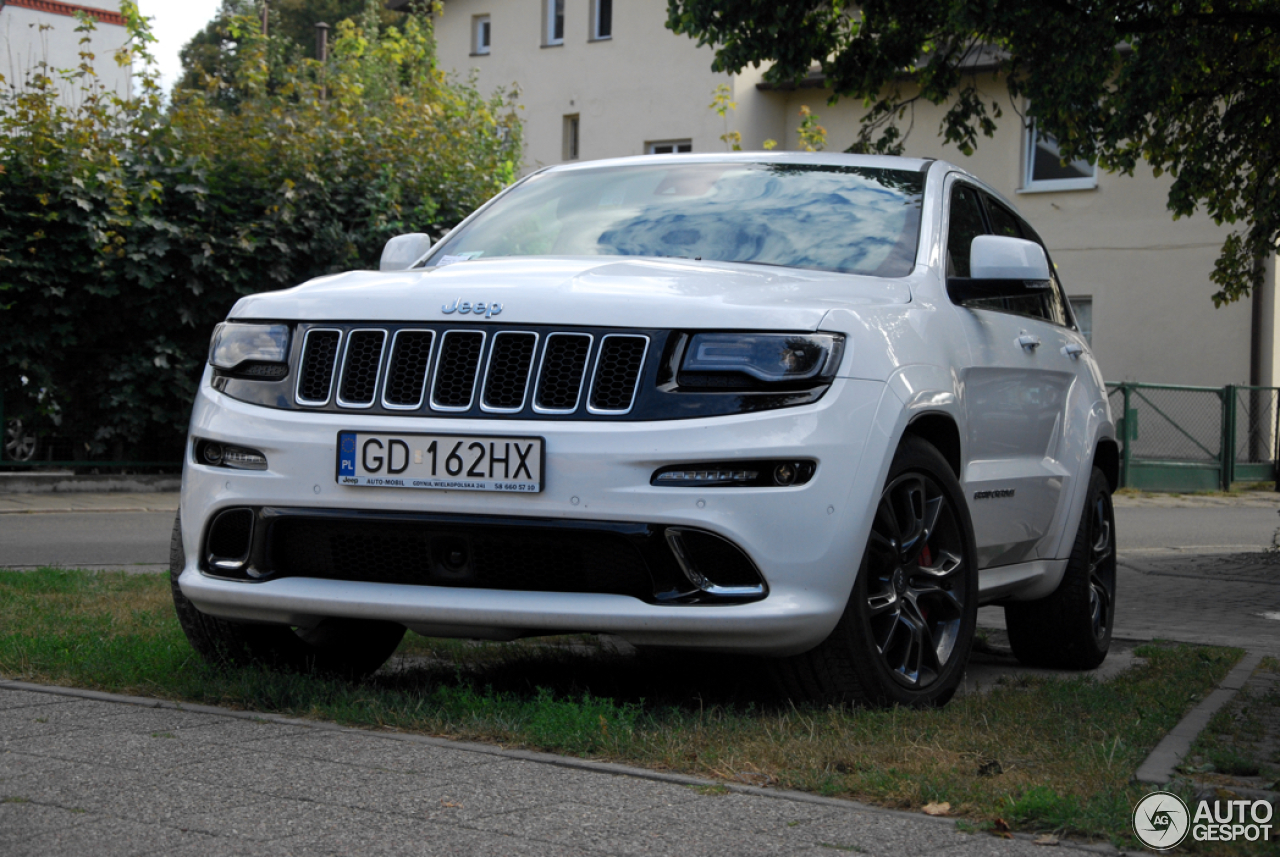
[0,684,1091,857]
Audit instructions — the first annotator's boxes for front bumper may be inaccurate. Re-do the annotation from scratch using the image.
[179,371,894,655]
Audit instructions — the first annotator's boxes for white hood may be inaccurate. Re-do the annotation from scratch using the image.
[228,257,912,330]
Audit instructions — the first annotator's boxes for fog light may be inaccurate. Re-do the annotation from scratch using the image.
[222,447,268,470]
[196,439,267,471]
[651,460,815,488]
[654,469,758,485]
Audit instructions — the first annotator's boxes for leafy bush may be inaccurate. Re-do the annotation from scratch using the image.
[0,1,521,462]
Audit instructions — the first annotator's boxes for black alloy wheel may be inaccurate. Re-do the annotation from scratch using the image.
[864,471,969,691]
[1085,487,1114,645]
[772,436,978,708]
[1006,467,1116,669]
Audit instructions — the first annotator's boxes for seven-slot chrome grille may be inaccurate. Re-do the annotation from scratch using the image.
[294,325,649,417]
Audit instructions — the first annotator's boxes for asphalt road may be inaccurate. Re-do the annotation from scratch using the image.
[1115,504,1280,550]
[0,511,174,568]
[0,502,1277,569]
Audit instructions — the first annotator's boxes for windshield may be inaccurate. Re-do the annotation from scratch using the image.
[427,162,926,277]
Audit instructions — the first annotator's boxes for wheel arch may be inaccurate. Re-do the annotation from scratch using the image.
[903,412,962,479]
[1094,437,1120,493]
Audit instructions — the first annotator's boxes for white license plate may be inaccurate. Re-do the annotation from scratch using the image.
[336,432,544,493]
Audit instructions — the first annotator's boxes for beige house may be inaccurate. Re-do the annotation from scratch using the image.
[431,0,1277,390]
[0,0,132,101]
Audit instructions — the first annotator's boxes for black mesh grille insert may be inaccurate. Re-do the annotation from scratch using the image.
[297,330,341,404]
[338,330,386,406]
[207,509,253,561]
[483,333,537,410]
[678,530,763,588]
[432,332,485,409]
[535,334,591,412]
[383,331,434,408]
[589,336,647,412]
[268,518,653,598]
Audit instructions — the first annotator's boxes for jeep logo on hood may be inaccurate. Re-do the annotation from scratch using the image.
[442,298,503,319]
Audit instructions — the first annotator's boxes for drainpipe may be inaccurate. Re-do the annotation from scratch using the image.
[315,21,329,99]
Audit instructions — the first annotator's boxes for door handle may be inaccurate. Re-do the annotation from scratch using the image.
[1017,334,1041,351]
[1062,343,1084,360]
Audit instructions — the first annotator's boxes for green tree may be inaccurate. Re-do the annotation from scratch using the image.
[667,0,1280,306]
[177,0,406,99]
[1,1,520,460]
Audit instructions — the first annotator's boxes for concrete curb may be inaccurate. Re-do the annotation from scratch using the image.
[1134,649,1266,785]
[0,473,180,494]
[0,677,1119,854]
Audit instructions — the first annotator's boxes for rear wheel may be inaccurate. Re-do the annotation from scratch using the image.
[773,436,978,707]
[169,512,404,679]
[1005,467,1116,669]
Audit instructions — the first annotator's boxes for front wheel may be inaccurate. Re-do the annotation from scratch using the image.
[1005,467,1116,669]
[169,512,405,679]
[773,436,978,708]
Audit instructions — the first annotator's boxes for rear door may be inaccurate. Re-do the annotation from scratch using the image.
[946,180,1091,568]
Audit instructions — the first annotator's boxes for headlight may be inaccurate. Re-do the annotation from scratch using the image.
[208,323,290,375]
[680,333,844,384]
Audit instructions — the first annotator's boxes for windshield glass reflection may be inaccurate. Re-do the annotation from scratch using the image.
[428,163,926,277]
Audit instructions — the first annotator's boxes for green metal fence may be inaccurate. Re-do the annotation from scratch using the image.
[4,380,1277,489]
[1107,382,1280,491]
[0,389,177,471]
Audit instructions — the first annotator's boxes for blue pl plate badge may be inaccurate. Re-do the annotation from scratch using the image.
[339,433,357,476]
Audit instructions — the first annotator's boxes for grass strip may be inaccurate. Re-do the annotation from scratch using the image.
[0,568,1247,851]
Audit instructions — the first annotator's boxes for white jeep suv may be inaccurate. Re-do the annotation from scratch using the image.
[171,153,1118,707]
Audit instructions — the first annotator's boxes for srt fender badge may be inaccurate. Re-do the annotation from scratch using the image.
[442,298,503,318]
[973,489,1016,500]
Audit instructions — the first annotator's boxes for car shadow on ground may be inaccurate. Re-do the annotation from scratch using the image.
[371,627,1135,711]
[377,635,795,710]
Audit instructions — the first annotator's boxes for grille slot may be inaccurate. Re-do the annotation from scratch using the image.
[337,330,387,408]
[206,508,253,565]
[268,518,654,598]
[588,335,648,414]
[296,329,342,405]
[534,333,593,413]
[382,330,435,409]
[676,529,764,588]
[482,332,538,412]
[431,331,486,411]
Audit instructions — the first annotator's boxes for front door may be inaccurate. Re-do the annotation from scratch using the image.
[945,181,1091,568]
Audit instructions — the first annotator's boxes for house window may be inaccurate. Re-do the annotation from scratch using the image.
[647,140,692,155]
[545,0,565,45]
[592,0,612,40]
[1023,120,1097,192]
[1071,297,1093,344]
[563,114,580,161]
[472,15,491,56]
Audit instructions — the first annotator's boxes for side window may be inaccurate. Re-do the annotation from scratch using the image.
[1011,213,1070,327]
[984,198,1023,239]
[946,184,987,278]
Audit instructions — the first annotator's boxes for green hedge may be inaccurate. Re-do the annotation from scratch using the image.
[0,2,521,462]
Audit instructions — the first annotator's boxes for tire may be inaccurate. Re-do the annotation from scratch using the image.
[773,436,979,708]
[169,512,405,679]
[1005,467,1116,669]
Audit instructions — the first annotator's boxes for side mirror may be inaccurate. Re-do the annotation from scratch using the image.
[948,235,1052,305]
[379,233,433,271]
